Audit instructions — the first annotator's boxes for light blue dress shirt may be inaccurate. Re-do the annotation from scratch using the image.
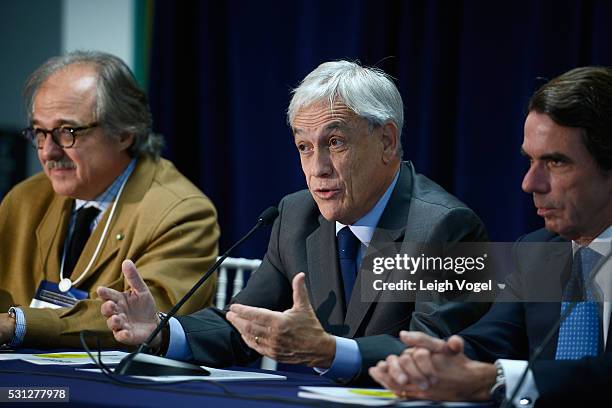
[167,170,401,382]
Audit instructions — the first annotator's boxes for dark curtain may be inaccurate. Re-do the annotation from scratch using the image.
[148,0,612,257]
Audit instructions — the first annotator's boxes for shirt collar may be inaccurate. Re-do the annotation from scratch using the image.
[74,159,137,214]
[335,169,400,246]
[571,224,612,256]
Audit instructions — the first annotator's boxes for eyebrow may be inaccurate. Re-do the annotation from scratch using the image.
[519,147,572,163]
[541,152,572,163]
[323,121,350,132]
[31,118,82,128]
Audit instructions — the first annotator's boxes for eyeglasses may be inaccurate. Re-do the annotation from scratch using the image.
[21,123,99,149]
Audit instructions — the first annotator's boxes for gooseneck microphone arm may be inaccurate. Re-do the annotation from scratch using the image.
[139,206,279,355]
[114,206,279,376]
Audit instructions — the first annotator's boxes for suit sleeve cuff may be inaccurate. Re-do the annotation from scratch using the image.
[165,317,193,361]
[314,336,361,383]
[497,359,539,407]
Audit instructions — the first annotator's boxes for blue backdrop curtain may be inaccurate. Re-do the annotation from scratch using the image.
[148,0,612,258]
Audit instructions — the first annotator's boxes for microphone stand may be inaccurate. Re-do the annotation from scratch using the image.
[113,207,279,376]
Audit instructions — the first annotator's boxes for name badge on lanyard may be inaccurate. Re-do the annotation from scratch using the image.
[30,280,89,309]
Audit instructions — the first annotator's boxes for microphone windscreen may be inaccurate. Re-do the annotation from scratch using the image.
[257,206,279,226]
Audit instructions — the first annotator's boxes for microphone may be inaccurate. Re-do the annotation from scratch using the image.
[501,245,612,408]
[113,206,279,376]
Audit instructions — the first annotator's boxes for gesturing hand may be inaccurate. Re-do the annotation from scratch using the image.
[97,260,160,348]
[226,272,336,367]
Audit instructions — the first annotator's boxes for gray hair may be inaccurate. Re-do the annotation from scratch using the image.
[24,50,163,159]
[287,60,404,157]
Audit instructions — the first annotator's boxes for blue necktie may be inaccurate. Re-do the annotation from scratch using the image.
[337,226,360,306]
[555,247,602,360]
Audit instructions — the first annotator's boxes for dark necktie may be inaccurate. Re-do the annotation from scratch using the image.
[337,226,360,306]
[555,246,602,359]
[64,206,100,279]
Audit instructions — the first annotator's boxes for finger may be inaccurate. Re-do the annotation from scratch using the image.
[122,259,149,293]
[100,300,119,318]
[410,348,438,386]
[369,362,393,389]
[446,335,465,354]
[386,355,410,386]
[96,286,122,302]
[390,353,430,390]
[226,311,271,338]
[239,332,267,356]
[228,304,281,325]
[370,361,411,396]
[114,329,136,345]
[399,331,448,353]
[368,365,389,387]
[291,272,311,311]
[107,314,127,332]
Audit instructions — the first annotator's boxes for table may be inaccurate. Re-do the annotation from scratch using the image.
[0,355,337,407]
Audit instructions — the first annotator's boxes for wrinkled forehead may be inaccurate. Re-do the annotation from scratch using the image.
[34,64,98,108]
[292,101,361,132]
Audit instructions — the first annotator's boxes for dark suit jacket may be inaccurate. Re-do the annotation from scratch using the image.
[177,162,488,383]
[459,228,612,406]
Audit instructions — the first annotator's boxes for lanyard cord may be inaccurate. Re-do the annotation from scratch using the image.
[58,174,130,292]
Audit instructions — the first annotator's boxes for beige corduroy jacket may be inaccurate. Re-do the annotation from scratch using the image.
[0,157,219,348]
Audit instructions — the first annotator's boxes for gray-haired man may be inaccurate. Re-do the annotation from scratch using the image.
[0,51,219,349]
[98,60,488,384]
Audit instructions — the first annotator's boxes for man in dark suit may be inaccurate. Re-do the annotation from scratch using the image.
[97,60,487,384]
[369,66,612,405]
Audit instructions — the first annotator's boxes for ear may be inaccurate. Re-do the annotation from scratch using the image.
[380,121,399,164]
[118,133,135,151]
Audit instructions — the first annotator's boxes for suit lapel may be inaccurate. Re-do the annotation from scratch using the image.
[523,241,571,300]
[71,158,154,288]
[36,195,73,280]
[306,216,347,335]
[344,163,413,337]
[527,240,571,359]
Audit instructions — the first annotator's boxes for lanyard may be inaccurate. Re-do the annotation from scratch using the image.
[58,174,130,293]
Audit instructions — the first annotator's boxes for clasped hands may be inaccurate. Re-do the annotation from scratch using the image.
[369,331,496,401]
[97,261,336,367]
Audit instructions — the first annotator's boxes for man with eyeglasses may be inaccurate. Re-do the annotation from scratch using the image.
[0,51,220,349]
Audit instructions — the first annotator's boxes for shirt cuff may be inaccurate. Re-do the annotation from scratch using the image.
[497,359,540,407]
[165,317,193,361]
[314,336,361,383]
[8,307,26,348]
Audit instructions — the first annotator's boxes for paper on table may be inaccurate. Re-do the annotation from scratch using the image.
[79,366,287,382]
[298,386,429,406]
[298,387,493,407]
[0,351,128,365]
